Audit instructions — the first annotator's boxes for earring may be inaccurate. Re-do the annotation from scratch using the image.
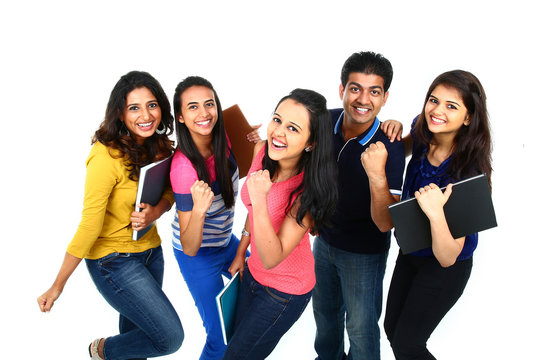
[155,122,166,135]
[304,146,312,152]
[121,121,130,136]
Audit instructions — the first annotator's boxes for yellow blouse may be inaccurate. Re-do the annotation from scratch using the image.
[66,142,173,260]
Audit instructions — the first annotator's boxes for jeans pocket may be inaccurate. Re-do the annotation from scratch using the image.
[99,252,130,267]
[264,286,290,304]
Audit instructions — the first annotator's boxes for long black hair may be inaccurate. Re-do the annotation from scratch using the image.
[262,88,338,234]
[413,70,492,187]
[93,71,174,181]
[173,76,235,209]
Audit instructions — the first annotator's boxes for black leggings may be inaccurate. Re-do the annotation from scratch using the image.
[384,252,472,360]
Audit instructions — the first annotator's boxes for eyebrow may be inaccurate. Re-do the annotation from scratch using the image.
[349,82,383,91]
[430,94,462,107]
[126,99,158,108]
[274,112,303,130]
[187,99,214,106]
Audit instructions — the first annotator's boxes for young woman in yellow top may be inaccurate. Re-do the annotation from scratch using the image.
[37,71,183,360]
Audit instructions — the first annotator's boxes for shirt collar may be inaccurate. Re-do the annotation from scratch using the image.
[334,110,380,146]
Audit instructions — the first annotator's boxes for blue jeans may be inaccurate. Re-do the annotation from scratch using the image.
[222,265,312,360]
[312,237,388,360]
[173,235,241,360]
[86,246,183,360]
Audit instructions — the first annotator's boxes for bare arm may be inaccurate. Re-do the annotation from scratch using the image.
[248,170,311,269]
[361,141,400,232]
[177,180,214,256]
[228,217,251,279]
[37,252,82,312]
[416,183,465,267]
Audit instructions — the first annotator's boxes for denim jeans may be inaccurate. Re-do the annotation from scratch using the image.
[222,265,312,360]
[173,235,240,360]
[86,246,183,360]
[312,237,388,360]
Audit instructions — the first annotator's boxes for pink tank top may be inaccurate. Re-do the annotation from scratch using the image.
[242,145,315,295]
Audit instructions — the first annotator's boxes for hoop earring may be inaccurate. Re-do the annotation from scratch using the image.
[155,122,166,135]
[121,121,130,136]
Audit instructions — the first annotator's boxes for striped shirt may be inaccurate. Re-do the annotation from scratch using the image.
[170,148,238,251]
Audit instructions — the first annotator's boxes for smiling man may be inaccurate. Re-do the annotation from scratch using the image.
[312,51,405,360]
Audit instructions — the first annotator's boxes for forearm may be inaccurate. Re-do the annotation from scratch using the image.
[51,252,83,292]
[429,214,465,267]
[251,200,285,269]
[236,218,251,257]
[368,176,398,232]
[179,210,206,256]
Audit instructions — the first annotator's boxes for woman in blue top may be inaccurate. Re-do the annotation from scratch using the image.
[381,70,492,359]
[169,76,258,360]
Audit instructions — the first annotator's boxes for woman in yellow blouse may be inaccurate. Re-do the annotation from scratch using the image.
[37,71,183,360]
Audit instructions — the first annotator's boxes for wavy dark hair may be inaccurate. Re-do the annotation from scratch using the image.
[173,76,235,209]
[92,71,174,181]
[413,70,492,187]
[262,88,338,234]
[340,51,393,92]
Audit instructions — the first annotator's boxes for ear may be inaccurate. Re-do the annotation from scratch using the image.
[382,90,389,106]
[304,142,315,152]
[464,115,471,126]
[177,114,184,123]
[339,84,344,101]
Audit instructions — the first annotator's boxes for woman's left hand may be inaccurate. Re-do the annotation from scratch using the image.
[131,203,159,230]
[415,183,453,220]
[246,124,262,143]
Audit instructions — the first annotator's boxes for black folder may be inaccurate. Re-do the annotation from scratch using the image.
[132,156,172,240]
[388,174,497,254]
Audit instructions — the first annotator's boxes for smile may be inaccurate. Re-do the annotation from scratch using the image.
[354,106,370,114]
[137,121,154,128]
[430,116,446,124]
[195,119,211,126]
[272,138,287,148]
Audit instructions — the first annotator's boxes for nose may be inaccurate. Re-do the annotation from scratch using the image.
[141,107,150,120]
[273,122,285,136]
[358,90,370,105]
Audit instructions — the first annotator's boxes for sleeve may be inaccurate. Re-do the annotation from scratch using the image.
[385,140,406,196]
[169,152,198,212]
[66,146,117,258]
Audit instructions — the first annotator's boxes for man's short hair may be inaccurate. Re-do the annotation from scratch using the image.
[340,51,393,92]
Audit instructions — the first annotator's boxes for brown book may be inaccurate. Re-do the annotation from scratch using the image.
[223,104,256,178]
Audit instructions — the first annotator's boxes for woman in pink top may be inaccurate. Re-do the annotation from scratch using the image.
[223,89,338,359]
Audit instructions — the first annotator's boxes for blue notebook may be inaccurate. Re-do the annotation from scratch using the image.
[216,271,240,345]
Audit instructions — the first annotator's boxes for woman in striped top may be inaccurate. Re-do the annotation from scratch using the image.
[170,76,258,360]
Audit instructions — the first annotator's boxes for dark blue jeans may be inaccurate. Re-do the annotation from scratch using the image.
[222,265,312,360]
[312,236,388,360]
[86,246,183,360]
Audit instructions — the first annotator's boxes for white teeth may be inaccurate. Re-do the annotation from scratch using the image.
[272,139,286,148]
[197,120,210,126]
[431,116,445,124]
[355,107,369,112]
[137,122,152,127]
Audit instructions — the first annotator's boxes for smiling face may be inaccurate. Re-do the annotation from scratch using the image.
[424,84,470,138]
[177,85,218,141]
[121,86,161,144]
[339,72,389,134]
[267,99,311,166]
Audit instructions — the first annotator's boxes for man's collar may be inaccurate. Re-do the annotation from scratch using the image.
[334,110,380,146]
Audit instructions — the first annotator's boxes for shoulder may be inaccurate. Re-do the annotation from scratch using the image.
[171,149,196,175]
[87,142,123,168]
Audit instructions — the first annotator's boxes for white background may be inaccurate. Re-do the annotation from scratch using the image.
[1,0,538,359]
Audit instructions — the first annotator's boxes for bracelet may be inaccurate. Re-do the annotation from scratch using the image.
[241,228,250,237]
